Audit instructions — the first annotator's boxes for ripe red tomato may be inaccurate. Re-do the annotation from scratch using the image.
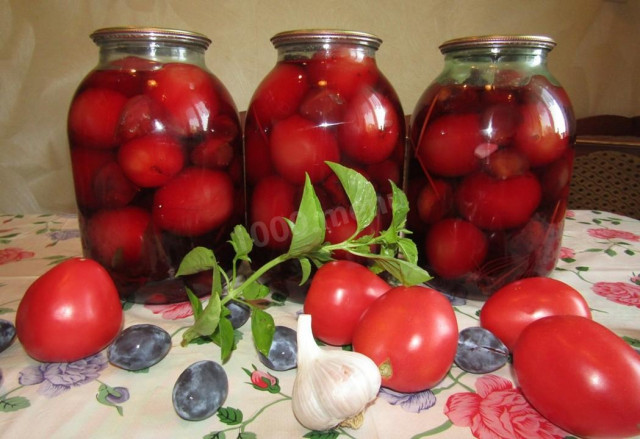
[244,127,274,185]
[456,171,542,230]
[416,179,453,224]
[87,207,153,271]
[298,88,345,125]
[307,47,379,100]
[483,148,530,179]
[146,63,220,137]
[70,148,115,209]
[416,113,483,177]
[513,315,640,438]
[68,88,128,149]
[353,285,458,392]
[152,168,234,236]
[249,62,309,127]
[92,162,139,209]
[479,103,520,145]
[250,175,297,250]
[269,114,340,184]
[425,218,488,279]
[303,260,390,346]
[117,94,165,142]
[118,134,185,187]
[513,102,569,167]
[15,258,123,363]
[190,136,234,169]
[337,89,400,164]
[480,277,592,350]
[324,208,381,261]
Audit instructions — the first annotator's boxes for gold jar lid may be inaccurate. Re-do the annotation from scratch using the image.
[439,35,556,53]
[90,26,212,50]
[270,29,382,49]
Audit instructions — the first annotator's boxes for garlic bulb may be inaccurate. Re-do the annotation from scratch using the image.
[292,314,381,431]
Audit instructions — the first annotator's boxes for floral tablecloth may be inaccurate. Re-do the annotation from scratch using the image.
[0,210,639,439]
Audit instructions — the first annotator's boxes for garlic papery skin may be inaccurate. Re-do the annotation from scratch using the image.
[292,314,382,431]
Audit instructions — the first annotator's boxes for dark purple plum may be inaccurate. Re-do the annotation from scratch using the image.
[107,324,171,370]
[454,326,509,373]
[172,360,228,421]
[0,319,16,353]
[258,325,297,371]
[225,299,250,329]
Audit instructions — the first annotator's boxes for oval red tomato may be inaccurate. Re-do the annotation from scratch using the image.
[68,87,128,149]
[480,277,592,351]
[249,175,297,250]
[456,171,542,230]
[16,258,123,363]
[513,102,569,167]
[352,285,458,392]
[513,315,640,438]
[152,168,234,236]
[118,134,185,188]
[303,260,390,346]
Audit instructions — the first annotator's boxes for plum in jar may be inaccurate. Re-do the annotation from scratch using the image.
[67,27,244,303]
[244,30,406,269]
[408,35,575,299]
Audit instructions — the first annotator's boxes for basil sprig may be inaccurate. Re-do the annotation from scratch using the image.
[176,162,431,362]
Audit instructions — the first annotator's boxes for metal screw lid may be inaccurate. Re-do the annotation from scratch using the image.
[90,26,212,50]
[439,35,556,53]
[270,29,382,49]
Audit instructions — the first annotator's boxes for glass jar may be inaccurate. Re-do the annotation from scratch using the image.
[245,29,406,269]
[408,35,575,299]
[67,27,244,303]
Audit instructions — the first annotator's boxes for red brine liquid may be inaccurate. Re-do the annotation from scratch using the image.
[409,74,575,298]
[68,57,243,303]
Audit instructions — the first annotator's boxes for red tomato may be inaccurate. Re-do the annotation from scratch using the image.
[81,67,146,98]
[249,62,309,127]
[324,208,381,261]
[480,277,592,350]
[93,162,139,208]
[513,315,640,438]
[152,168,234,236]
[146,63,220,137]
[70,148,115,209]
[513,102,569,167]
[269,114,340,184]
[15,258,123,363]
[307,47,379,100]
[118,134,185,187]
[250,175,297,250]
[303,260,390,345]
[190,136,234,169]
[87,207,153,272]
[353,285,458,392]
[366,159,401,194]
[480,103,520,145]
[117,94,165,142]
[416,113,483,177]
[416,179,453,224]
[298,88,345,125]
[244,127,275,185]
[425,218,488,279]
[68,88,128,149]
[483,148,530,179]
[337,89,400,164]
[456,171,542,230]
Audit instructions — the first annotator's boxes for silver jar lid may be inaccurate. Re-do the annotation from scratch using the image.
[271,29,382,49]
[90,26,212,50]
[439,35,556,53]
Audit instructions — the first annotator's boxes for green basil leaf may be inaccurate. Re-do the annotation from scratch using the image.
[326,162,377,233]
[218,317,235,363]
[229,224,253,261]
[389,180,409,231]
[287,174,325,257]
[371,255,432,286]
[251,308,275,357]
[182,293,222,346]
[298,257,312,285]
[186,287,203,319]
[242,282,270,300]
[397,237,419,265]
[176,247,216,276]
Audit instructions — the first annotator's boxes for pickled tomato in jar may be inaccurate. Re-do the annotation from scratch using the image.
[408,35,575,298]
[67,27,244,303]
[244,30,405,262]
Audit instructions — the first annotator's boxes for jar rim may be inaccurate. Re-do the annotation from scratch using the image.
[270,29,382,49]
[90,26,212,49]
[439,35,556,53]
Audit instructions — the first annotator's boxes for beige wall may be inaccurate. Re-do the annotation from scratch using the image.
[1,0,638,213]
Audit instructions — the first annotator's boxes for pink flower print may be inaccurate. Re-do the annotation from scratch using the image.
[243,365,280,393]
[587,228,640,242]
[631,273,640,286]
[559,247,575,260]
[565,210,575,219]
[0,247,35,265]
[592,282,640,308]
[144,297,208,320]
[444,374,569,439]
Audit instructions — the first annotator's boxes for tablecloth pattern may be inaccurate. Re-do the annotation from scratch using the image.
[0,210,639,439]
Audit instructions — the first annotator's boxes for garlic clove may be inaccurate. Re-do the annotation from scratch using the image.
[292,314,381,431]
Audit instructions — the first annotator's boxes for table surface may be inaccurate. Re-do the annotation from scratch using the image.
[1,209,639,439]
